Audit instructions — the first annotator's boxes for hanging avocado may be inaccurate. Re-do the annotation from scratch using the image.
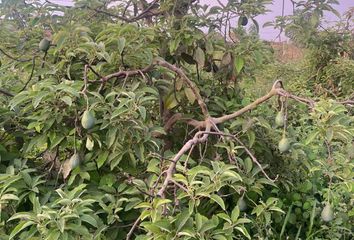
[275,111,285,127]
[321,203,334,222]
[69,153,81,168]
[81,110,95,129]
[240,16,248,26]
[39,38,50,52]
[278,137,290,153]
[237,197,247,211]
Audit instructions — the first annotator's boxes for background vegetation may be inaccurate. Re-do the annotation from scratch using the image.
[0,0,353,239]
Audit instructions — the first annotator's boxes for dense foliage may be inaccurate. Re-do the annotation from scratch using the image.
[0,0,353,239]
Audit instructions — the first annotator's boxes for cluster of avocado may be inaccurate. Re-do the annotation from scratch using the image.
[65,110,95,173]
[275,110,291,153]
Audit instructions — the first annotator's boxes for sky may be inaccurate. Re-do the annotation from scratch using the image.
[52,0,353,40]
[200,0,354,40]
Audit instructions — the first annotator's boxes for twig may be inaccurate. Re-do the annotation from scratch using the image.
[20,56,36,92]
[101,65,154,83]
[154,58,209,118]
[0,88,14,97]
[171,179,189,193]
[126,218,141,240]
[81,64,89,93]
[0,47,32,62]
[196,129,277,181]
[157,121,212,197]
[89,0,161,23]
[233,136,278,182]
[213,86,278,124]
[87,65,103,79]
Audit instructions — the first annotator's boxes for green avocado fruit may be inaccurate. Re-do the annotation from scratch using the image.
[275,111,285,127]
[240,16,248,26]
[39,38,50,52]
[237,197,247,211]
[321,204,334,222]
[278,137,290,152]
[69,153,81,168]
[81,110,95,129]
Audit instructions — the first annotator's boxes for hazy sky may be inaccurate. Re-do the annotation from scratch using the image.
[200,0,353,40]
[52,0,353,40]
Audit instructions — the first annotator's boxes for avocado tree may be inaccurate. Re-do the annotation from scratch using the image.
[0,0,353,239]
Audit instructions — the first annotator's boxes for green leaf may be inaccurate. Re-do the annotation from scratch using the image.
[251,205,264,216]
[1,194,19,201]
[50,135,65,150]
[81,214,98,227]
[235,226,251,239]
[154,198,172,208]
[209,194,225,210]
[235,218,252,225]
[326,128,333,142]
[61,96,72,106]
[117,37,126,54]
[217,213,232,224]
[213,235,227,240]
[111,106,128,119]
[106,127,118,148]
[305,131,319,145]
[194,47,205,68]
[97,151,109,169]
[138,106,146,121]
[244,157,253,174]
[184,88,196,104]
[46,230,60,240]
[231,205,240,222]
[234,56,244,74]
[175,209,191,232]
[195,213,204,231]
[154,219,171,232]
[32,91,50,109]
[86,136,94,151]
[9,221,35,239]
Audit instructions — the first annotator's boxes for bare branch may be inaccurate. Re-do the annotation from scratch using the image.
[126,218,141,240]
[154,58,209,118]
[233,136,278,182]
[157,120,212,197]
[79,65,89,94]
[0,47,32,62]
[0,88,14,97]
[101,65,154,83]
[88,0,161,23]
[214,89,278,124]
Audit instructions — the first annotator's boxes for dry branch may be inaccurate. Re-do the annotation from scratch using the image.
[154,58,209,118]
[157,120,212,197]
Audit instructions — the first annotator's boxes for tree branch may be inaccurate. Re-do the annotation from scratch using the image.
[213,89,277,124]
[0,47,32,62]
[0,88,14,97]
[126,217,141,240]
[88,0,161,23]
[154,58,210,118]
[157,120,212,197]
[101,65,154,83]
[20,56,36,92]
